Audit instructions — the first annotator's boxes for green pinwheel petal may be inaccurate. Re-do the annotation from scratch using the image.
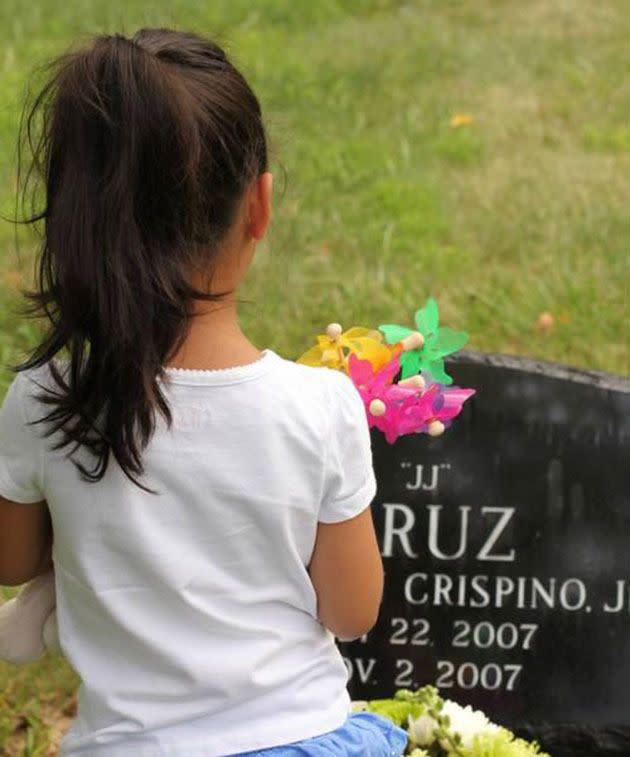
[378,323,413,344]
[399,350,421,379]
[426,358,453,385]
[414,297,439,336]
[430,327,469,356]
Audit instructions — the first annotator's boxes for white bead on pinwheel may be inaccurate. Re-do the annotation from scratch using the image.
[401,331,425,351]
[326,323,343,341]
[369,399,387,417]
[427,420,445,436]
[399,375,426,390]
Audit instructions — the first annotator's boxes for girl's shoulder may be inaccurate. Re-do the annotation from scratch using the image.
[270,351,358,402]
[12,359,69,400]
[268,353,364,436]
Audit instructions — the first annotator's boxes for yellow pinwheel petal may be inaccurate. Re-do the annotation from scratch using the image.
[341,327,375,340]
[321,347,343,367]
[296,344,327,367]
[353,338,400,372]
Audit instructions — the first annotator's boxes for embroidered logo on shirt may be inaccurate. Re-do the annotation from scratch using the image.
[167,404,214,430]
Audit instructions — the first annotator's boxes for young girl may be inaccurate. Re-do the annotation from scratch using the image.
[0,29,408,757]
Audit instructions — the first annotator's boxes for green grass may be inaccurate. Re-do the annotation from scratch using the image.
[1,0,629,752]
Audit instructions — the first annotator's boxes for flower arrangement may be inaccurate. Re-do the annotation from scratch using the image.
[352,687,550,757]
[297,298,476,443]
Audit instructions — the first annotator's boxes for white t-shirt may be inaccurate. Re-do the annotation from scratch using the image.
[0,349,378,756]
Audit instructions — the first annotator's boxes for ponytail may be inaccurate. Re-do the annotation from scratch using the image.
[11,29,268,493]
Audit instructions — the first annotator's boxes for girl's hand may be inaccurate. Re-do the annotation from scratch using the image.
[0,570,56,665]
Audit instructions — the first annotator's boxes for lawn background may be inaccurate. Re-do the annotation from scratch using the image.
[0,0,629,753]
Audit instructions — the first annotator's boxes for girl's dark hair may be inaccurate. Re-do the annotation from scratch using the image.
[11,28,269,494]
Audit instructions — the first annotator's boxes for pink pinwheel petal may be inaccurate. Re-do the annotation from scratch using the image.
[432,392,446,413]
[357,388,372,407]
[433,387,476,421]
[434,407,460,422]
[371,412,395,442]
[373,357,401,389]
[384,421,402,444]
[442,386,476,405]
[384,392,431,438]
[413,396,439,430]
[348,354,376,386]
[398,409,428,436]
[385,384,418,402]
[373,394,412,443]
[389,385,446,436]
[439,386,475,410]
[419,382,443,407]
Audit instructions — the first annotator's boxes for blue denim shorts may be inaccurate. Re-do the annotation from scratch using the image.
[227,713,408,757]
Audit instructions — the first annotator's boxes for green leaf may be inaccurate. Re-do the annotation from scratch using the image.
[414,297,439,335]
[378,323,412,344]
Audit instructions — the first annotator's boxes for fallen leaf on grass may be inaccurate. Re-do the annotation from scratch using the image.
[537,312,555,332]
[450,113,474,128]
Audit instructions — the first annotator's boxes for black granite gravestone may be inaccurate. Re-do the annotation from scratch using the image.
[338,350,630,757]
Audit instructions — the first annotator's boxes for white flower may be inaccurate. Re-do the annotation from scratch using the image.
[407,712,438,746]
[440,699,501,750]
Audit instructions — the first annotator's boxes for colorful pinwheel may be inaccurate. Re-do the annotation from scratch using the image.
[297,324,399,373]
[379,298,469,384]
[296,297,476,445]
[348,354,446,443]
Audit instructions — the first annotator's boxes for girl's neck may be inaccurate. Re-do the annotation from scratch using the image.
[164,299,262,371]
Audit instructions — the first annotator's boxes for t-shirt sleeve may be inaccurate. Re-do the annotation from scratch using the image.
[318,371,377,523]
[0,371,45,503]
